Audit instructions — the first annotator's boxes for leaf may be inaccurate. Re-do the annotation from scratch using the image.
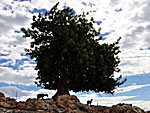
[21,2,125,96]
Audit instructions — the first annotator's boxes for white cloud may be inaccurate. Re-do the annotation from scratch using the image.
[118,49,150,75]
[114,84,150,93]
[0,86,56,101]
[77,92,150,111]
[77,93,133,106]
[0,86,29,98]
[130,100,150,111]
[0,67,36,85]
[18,89,56,101]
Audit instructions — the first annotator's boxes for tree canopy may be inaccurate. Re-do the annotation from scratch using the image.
[21,2,126,98]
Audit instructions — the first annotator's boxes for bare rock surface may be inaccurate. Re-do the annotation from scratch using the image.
[109,103,145,113]
[0,92,147,113]
[0,92,5,98]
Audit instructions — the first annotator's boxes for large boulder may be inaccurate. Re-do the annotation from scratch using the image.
[56,95,80,108]
[56,95,92,113]
[0,102,13,108]
[0,92,5,97]
[109,103,145,113]
[16,95,92,113]
[0,97,7,102]
[0,92,6,102]
[0,93,147,113]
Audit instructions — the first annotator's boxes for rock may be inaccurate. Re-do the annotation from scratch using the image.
[0,92,146,113]
[0,97,7,102]
[6,97,16,102]
[92,105,110,113]
[26,98,38,103]
[56,95,92,113]
[0,108,7,113]
[0,102,12,108]
[0,92,5,97]
[109,103,145,113]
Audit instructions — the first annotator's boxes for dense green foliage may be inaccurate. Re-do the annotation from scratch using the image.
[21,2,126,95]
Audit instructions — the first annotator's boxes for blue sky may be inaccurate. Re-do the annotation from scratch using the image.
[0,0,150,111]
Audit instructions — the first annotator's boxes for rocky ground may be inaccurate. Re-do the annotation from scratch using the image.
[0,92,149,113]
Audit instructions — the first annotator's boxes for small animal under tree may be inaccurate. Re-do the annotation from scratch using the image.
[37,94,48,99]
[21,2,126,99]
[87,99,93,106]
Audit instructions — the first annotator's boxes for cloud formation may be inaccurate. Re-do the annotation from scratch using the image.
[0,0,150,85]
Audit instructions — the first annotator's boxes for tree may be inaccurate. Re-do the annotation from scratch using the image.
[21,2,126,99]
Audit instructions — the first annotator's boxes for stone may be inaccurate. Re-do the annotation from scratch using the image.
[0,102,12,108]
[0,97,7,102]
[0,92,146,113]
[109,103,145,113]
[0,92,5,97]
[6,97,16,102]
[26,98,38,102]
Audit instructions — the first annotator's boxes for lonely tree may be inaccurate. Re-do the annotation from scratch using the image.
[21,3,126,98]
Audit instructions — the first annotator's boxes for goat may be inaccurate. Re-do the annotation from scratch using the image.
[37,94,48,99]
[87,99,93,106]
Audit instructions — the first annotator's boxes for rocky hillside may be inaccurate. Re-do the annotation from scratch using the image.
[0,92,147,113]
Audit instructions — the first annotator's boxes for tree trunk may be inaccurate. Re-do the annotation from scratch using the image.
[52,75,70,99]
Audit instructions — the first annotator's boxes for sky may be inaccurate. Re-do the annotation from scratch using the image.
[0,0,150,111]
